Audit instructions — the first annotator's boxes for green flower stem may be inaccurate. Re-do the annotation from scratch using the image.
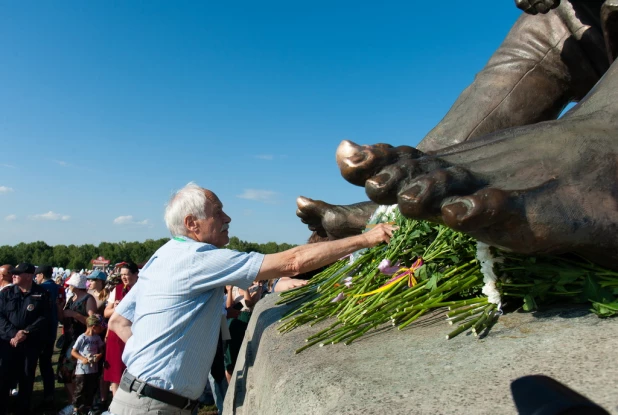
[316,265,356,293]
[344,276,408,316]
[390,274,482,324]
[445,297,488,313]
[304,325,350,346]
[441,260,478,279]
[333,323,372,345]
[306,321,341,340]
[278,260,348,303]
[321,325,359,345]
[471,303,496,335]
[397,309,428,329]
[421,270,480,298]
[447,307,485,325]
[390,293,445,322]
[446,315,482,340]
[309,314,331,326]
[422,226,449,258]
[281,209,618,350]
[295,337,326,354]
[423,246,453,262]
[391,274,476,318]
[343,323,377,345]
[446,303,488,319]
[340,303,374,325]
[472,309,500,337]
[354,281,421,319]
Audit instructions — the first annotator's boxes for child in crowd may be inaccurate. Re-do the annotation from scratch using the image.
[70,315,105,415]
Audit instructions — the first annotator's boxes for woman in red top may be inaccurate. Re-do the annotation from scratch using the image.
[103,262,138,396]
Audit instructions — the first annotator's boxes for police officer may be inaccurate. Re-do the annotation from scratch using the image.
[35,264,63,408]
[0,263,51,415]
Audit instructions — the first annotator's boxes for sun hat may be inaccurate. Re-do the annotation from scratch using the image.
[66,273,88,289]
[87,269,107,282]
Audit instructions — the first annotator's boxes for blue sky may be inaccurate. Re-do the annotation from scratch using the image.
[0,1,521,247]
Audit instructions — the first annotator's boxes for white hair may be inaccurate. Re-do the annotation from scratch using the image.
[164,182,208,236]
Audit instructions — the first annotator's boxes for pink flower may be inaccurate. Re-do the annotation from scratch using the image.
[331,292,346,303]
[378,259,401,275]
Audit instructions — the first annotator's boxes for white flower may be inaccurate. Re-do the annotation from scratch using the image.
[350,204,398,263]
[476,242,503,307]
[368,204,398,224]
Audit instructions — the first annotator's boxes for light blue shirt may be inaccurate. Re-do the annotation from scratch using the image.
[115,236,264,400]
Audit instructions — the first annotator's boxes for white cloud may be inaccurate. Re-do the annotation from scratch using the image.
[113,215,149,226]
[0,186,14,194]
[254,154,274,160]
[0,164,14,168]
[30,211,71,221]
[236,189,278,204]
[5,214,16,221]
[53,160,69,166]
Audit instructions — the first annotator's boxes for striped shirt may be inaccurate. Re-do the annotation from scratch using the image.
[115,236,264,400]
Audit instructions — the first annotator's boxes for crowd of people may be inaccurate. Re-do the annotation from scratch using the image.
[0,182,395,415]
[0,262,140,415]
[0,260,300,415]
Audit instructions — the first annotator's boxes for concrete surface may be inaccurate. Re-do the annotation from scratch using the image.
[224,294,618,415]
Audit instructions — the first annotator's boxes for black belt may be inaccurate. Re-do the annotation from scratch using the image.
[119,371,199,411]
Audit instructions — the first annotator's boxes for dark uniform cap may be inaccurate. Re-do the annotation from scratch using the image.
[11,263,36,275]
[35,265,53,278]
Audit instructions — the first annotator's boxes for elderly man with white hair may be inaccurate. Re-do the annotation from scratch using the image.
[107,182,396,414]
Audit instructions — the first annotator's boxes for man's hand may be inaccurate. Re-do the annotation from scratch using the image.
[362,223,398,247]
[93,353,103,362]
[10,330,28,347]
[274,278,309,293]
[80,356,90,365]
[515,0,560,15]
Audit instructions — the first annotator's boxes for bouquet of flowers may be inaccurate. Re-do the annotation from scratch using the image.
[277,206,618,353]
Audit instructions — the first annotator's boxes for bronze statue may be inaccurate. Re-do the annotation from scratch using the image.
[297,0,618,267]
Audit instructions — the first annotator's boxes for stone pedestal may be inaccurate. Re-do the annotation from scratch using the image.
[224,294,618,415]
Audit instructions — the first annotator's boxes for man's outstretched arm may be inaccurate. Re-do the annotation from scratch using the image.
[257,223,396,281]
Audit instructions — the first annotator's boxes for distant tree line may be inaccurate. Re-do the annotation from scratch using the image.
[0,237,297,270]
[226,236,296,254]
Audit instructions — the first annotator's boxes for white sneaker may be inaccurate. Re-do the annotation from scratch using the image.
[10,388,18,396]
[57,404,74,415]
